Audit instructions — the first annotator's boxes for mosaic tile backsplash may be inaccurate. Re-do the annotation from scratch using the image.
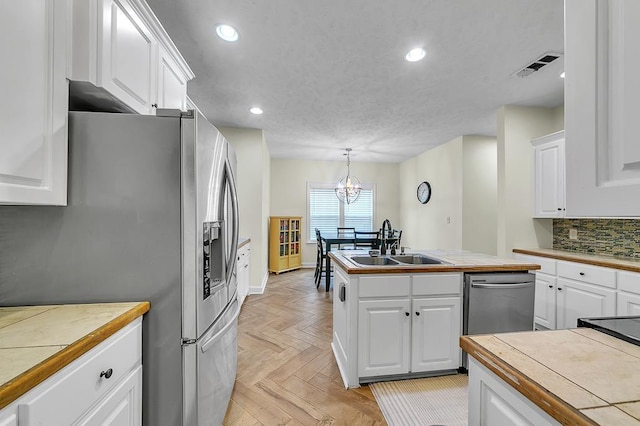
[553,219,640,259]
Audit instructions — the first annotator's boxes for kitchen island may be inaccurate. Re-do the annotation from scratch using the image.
[461,329,640,425]
[328,249,540,388]
[0,302,149,424]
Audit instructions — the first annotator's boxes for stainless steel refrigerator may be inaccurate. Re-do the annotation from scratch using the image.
[0,109,239,425]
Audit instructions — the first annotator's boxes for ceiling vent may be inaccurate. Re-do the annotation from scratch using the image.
[512,52,563,78]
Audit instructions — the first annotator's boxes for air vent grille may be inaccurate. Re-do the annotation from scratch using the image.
[512,52,563,78]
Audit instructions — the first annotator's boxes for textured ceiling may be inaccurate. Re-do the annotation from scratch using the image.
[146,0,564,163]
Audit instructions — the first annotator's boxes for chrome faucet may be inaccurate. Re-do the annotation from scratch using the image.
[380,219,392,255]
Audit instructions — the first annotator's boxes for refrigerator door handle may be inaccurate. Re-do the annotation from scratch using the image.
[201,303,241,353]
[224,158,240,280]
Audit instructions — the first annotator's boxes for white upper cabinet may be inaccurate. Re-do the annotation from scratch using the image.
[532,131,565,218]
[0,0,68,205]
[70,0,194,114]
[157,46,188,110]
[565,0,640,216]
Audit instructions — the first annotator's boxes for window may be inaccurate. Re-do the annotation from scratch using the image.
[307,182,375,241]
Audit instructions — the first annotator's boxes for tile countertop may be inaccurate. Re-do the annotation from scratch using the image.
[461,329,640,425]
[0,302,150,410]
[513,248,640,273]
[329,249,541,274]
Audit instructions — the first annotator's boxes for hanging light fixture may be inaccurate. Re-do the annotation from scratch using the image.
[335,148,361,204]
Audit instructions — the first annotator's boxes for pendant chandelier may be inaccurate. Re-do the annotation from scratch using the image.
[335,148,361,204]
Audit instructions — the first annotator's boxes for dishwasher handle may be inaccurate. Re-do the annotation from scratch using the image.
[471,282,534,289]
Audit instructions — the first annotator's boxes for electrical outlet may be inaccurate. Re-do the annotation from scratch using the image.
[569,228,578,240]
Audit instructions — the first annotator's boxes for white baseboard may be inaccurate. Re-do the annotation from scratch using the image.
[248,271,269,295]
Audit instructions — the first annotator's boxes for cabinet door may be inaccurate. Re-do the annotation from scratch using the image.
[556,278,616,329]
[358,299,410,377]
[565,0,640,216]
[411,297,461,372]
[237,245,250,305]
[0,0,68,205]
[75,365,142,426]
[532,134,565,218]
[468,358,560,426]
[618,293,640,316]
[534,273,556,330]
[99,0,156,114]
[157,46,187,110]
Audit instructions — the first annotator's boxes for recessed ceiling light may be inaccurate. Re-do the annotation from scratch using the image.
[216,24,239,42]
[405,47,426,62]
[249,107,263,115]
[560,72,566,78]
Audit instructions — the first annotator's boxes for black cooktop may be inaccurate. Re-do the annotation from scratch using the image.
[578,316,640,346]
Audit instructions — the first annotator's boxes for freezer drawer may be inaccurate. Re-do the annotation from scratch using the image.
[183,299,240,426]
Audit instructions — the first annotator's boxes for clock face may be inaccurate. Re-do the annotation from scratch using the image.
[417,181,431,204]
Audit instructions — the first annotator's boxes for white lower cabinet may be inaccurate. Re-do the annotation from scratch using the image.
[468,358,559,426]
[75,365,142,425]
[358,299,411,377]
[411,297,461,372]
[516,254,620,330]
[533,272,557,329]
[618,271,640,315]
[556,278,616,329]
[334,270,461,387]
[0,318,143,425]
[237,243,251,305]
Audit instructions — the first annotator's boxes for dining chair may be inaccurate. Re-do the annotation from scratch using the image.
[314,228,331,289]
[336,227,356,249]
[354,230,380,249]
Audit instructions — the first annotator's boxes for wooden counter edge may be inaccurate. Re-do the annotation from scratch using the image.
[460,335,598,426]
[0,301,150,410]
[513,248,640,273]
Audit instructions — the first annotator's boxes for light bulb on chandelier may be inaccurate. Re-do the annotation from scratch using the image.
[335,148,361,204]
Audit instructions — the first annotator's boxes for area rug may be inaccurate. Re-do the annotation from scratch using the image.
[369,374,468,426]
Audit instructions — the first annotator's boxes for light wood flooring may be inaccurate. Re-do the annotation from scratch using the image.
[223,269,386,425]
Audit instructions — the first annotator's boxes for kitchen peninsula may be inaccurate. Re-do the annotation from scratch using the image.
[328,249,540,389]
[461,329,640,425]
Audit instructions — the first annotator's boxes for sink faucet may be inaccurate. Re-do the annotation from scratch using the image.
[380,219,392,255]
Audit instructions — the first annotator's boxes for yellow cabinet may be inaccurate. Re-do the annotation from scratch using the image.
[269,216,302,273]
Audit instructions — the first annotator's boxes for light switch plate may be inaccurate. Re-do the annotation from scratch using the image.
[569,228,578,240]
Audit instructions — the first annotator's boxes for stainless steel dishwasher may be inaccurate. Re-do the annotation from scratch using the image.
[462,272,535,369]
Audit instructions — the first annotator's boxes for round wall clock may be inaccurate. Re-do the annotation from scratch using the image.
[417,181,431,204]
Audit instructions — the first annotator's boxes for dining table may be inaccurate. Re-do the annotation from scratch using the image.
[319,232,397,290]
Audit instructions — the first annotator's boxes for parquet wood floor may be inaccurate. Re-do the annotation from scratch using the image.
[223,269,386,425]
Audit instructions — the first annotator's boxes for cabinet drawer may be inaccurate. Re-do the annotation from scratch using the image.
[359,275,410,298]
[412,274,461,296]
[19,319,142,425]
[557,261,616,289]
[619,271,640,295]
[515,254,556,275]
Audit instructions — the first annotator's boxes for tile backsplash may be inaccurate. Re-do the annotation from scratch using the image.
[553,219,640,259]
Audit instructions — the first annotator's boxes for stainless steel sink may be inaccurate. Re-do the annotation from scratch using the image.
[390,254,446,265]
[350,256,399,266]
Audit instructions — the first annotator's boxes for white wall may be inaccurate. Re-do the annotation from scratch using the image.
[219,127,271,291]
[496,105,564,258]
[462,136,498,255]
[398,135,498,254]
[270,159,400,266]
[399,137,464,250]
